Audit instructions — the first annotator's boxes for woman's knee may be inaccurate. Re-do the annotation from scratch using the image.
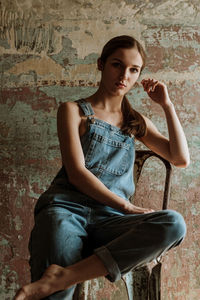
[29,209,87,269]
[162,209,187,246]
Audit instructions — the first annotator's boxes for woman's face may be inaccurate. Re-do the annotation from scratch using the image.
[99,47,143,97]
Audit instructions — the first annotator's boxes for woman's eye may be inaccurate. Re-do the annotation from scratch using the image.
[112,62,121,67]
[130,68,139,73]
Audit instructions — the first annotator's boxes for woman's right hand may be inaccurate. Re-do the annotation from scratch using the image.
[123,202,155,214]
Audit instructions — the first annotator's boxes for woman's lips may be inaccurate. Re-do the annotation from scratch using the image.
[116,82,126,88]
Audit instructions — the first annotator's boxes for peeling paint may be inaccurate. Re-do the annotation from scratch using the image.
[13,215,22,231]
[8,56,64,78]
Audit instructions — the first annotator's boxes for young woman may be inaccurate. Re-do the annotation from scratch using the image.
[14,35,190,300]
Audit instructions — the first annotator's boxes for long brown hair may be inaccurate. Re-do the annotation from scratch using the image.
[100,35,146,138]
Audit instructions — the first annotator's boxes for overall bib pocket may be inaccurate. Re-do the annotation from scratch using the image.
[85,132,130,176]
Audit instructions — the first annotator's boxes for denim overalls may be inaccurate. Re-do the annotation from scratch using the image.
[29,99,186,300]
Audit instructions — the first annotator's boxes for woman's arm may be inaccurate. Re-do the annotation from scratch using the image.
[57,101,154,214]
[138,79,190,168]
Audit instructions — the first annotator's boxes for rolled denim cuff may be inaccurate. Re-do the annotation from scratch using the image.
[94,246,121,282]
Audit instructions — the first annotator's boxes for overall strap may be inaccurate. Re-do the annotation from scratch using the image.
[77,99,94,116]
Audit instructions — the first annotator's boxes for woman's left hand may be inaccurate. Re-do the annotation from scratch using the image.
[141,79,172,108]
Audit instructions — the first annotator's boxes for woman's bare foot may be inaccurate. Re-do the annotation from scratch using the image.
[13,264,70,300]
[14,254,108,299]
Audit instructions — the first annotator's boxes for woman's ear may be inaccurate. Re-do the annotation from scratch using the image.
[97,58,104,71]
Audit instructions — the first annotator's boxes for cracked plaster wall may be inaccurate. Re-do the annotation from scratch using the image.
[0,0,200,299]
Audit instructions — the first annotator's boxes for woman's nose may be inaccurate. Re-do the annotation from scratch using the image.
[120,68,129,80]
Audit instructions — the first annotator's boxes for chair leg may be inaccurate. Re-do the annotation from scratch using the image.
[132,266,151,300]
[149,262,161,300]
[73,282,89,300]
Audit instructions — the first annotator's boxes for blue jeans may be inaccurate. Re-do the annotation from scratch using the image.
[29,194,186,300]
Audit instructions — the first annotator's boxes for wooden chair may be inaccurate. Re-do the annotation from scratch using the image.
[73,150,172,300]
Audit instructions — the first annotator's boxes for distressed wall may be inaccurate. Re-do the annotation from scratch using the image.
[0,0,200,299]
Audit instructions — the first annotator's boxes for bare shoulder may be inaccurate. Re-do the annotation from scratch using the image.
[58,101,79,113]
[57,101,82,122]
[137,113,169,157]
[136,113,165,144]
[141,114,160,134]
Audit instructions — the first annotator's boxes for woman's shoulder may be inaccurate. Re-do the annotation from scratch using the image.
[141,114,159,131]
[57,101,83,126]
[57,100,81,117]
[58,100,79,110]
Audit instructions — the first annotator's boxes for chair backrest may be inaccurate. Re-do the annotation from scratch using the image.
[134,150,172,210]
